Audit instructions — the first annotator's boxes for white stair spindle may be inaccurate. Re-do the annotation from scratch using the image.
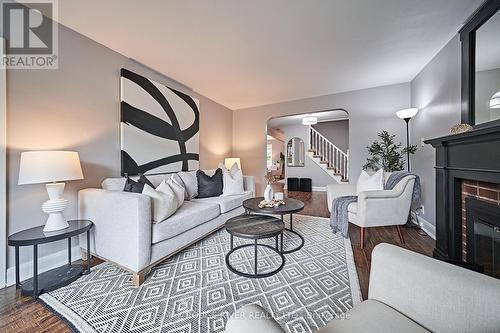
[308,127,349,183]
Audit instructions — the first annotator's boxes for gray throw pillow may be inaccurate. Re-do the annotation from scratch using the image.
[123,176,143,193]
[196,169,223,198]
[177,171,198,200]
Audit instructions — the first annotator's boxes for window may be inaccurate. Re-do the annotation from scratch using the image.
[266,144,273,168]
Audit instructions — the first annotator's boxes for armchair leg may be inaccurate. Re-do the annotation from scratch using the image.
[360,227,366,249]
[396,225,405,245]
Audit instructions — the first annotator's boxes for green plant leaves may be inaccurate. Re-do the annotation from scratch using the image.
[363,130,417,172]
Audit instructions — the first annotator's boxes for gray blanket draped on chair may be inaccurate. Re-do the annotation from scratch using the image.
[330,171,421,238]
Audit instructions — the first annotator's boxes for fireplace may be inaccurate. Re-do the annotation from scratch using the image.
[465,197,500,278]
[426,125,500,276]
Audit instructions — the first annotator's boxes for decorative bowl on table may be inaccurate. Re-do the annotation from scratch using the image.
[258,199,286,208]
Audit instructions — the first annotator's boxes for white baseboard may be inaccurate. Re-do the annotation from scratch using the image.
[312,186,326,192]
[5,245,82,287]
[414,215,436,240]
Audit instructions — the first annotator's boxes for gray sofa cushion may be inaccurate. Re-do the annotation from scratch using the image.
[318,300,429,333]
[152,201,220,244]
[192,190,253,213]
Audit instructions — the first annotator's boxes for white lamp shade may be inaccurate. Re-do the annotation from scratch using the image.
[224,157,241,170]
[18,151,84,185]
[302,116,318,125]
[396,108,419,119]
[490,91,500,109]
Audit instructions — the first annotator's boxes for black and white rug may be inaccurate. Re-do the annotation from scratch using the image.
[40,215,361,333]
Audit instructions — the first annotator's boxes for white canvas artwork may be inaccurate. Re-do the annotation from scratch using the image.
[120,69,200,175]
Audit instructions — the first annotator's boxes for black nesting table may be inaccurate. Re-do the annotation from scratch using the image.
[243,197,305,254]
[8,220,93,299]
[225,214,285,278]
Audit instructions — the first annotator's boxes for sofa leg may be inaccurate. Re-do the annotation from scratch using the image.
[360,227,366,249]
[396,225,405,245]
[133,272,146,287]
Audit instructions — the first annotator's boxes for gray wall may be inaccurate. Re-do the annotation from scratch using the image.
[233,83,411,194]
[475,68,500,124]
[312,119,349,152]
[6,23,233,271]
[410,35,462,226]
[281,123,335,187]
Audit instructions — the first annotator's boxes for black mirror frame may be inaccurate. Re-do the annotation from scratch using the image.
[460,0,500,127]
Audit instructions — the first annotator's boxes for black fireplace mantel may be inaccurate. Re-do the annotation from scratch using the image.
[425,124,500,260]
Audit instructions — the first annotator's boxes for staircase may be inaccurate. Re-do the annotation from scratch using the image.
[308,126,349,183]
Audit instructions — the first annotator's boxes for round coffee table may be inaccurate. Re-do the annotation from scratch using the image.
[225,214,285,278]
[243,197,305,254]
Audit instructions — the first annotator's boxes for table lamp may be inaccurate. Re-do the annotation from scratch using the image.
[18,151,83,232]
[224,157,241,170]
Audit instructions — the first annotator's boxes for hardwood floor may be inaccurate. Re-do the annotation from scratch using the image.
[0,257,102,333]
[0,191,434,332]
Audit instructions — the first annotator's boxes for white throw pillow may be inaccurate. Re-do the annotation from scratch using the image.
[219,162,244,196]
[142,183,178,223]
[356,169,384,195]
[160,177,185,208]
[177,171,198,200]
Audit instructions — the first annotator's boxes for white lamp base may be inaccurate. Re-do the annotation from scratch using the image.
[41,183,69,232]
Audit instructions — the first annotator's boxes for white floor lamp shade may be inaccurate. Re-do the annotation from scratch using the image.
[18,151,83,232]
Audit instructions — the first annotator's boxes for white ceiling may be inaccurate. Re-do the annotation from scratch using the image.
[55,0,482,110]
[267,109,348,128]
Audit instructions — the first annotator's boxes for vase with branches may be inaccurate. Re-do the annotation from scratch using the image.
[363,130,417,172]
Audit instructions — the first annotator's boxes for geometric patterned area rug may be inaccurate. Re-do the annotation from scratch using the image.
[40,214,362,333]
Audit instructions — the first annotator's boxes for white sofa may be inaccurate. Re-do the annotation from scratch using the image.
[78,171,255,286]
[326,172,416,248]
[226,243,500,333]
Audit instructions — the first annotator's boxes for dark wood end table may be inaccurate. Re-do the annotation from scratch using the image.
[8,220,93,299]
[243,197,305,254]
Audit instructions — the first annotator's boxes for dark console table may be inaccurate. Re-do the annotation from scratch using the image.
[8,220,93,299]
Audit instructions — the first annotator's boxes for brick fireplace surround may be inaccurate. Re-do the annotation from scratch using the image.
[426,125,500,263]
[461,180,500,261]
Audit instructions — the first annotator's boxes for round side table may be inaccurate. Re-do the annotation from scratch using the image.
[225,214,285,278]
[243,197,305,254]
[8,220,93,299]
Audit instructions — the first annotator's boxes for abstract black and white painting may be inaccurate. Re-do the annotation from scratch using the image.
[120,68,199,175]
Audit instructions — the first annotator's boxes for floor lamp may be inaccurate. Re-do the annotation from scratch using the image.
[395,108,424,233]
[396,108,418,171]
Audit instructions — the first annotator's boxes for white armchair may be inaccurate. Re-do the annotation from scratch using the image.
[326,174,416,248]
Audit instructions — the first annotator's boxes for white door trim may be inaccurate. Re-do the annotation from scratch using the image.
[0,37,7,288]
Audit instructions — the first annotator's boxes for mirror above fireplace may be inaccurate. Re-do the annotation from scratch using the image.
[460,0,500,127]
[475,10,500,125]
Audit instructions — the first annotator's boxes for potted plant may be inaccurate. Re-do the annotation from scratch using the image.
[264,174,277,202]
[363,130,417,172]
